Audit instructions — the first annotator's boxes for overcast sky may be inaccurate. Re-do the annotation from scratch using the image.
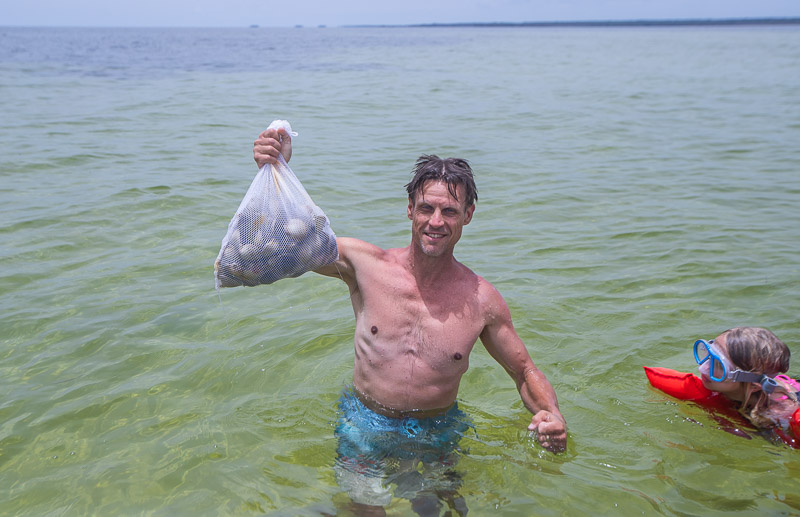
[5,0,800,28]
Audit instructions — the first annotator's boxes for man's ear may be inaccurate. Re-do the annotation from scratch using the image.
[464,204,475,225]
[407,197,414,220]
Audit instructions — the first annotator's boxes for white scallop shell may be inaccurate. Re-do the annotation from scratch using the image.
[285,218,309,240]
[228,229,241,247]
[239,243,258,263]
[297,238,318,264]
[262,239,280,255]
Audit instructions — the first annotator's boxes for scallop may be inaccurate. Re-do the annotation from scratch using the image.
[239,243,258,263]
[308,205,328,232]
[228,229,241,248]
[285,218,309,240]
[220,244,240,265]
[240,267,261,286]
[297,238,318,264]
[269,253,299,278]
[262,239,280,256]
[314,216,328,233]
[253,230,264,248]
[217,266,242,288]
[227,260,243,276]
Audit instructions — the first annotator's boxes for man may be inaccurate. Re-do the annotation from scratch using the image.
[253,126,566,512]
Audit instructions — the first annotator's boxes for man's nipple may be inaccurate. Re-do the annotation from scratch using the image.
[371,326,378,335]
[454,352,462,360]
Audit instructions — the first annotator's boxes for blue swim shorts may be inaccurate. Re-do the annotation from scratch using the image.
[333,388,473,506]
[335,387,471,464]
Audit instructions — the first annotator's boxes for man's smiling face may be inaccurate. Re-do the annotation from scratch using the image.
[407,180,474,258]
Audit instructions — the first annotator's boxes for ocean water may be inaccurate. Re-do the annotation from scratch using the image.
[1,24,800,515]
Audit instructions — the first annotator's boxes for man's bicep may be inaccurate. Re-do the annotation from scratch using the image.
[480,293,534,380]
[312,236,372,281]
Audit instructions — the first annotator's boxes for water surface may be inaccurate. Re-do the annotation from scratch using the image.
[1,25,799,515]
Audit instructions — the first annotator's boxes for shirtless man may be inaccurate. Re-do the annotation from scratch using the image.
[253,127,566,511]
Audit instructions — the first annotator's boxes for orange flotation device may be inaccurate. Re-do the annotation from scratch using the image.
[644,366,800,447]
[643,366,713,401]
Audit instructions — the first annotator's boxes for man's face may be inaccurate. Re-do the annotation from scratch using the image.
[407,180,474,257]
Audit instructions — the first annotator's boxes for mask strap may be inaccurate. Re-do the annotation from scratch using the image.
[729,370,761,383]
[730,371,780,394]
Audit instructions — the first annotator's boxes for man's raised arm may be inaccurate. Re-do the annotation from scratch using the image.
[251,130,373,287]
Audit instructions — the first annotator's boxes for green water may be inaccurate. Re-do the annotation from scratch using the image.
[1,26,800,515]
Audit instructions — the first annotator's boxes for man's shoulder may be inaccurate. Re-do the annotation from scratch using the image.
[339,237,401,267]
[322,237,396,285]
[453,261,492,288]
[339,237,387,257]
[468,271,509,316]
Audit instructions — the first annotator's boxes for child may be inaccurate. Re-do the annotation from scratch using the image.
[645,327,800,444]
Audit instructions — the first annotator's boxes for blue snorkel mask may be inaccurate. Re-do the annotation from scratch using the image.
[693,339,781,394]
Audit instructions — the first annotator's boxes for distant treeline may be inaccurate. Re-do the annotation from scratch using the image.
[352,18,800,29]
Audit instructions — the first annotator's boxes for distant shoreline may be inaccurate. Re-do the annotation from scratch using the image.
[347,17,800,29]
[3,17,799,30]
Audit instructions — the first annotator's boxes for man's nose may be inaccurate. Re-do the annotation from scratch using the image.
[429,209,444,226]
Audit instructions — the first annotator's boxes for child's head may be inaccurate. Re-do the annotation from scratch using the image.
[723,327,790,377]
[696,326,796,429]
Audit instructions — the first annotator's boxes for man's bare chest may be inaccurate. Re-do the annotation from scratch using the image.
[357,270,485,347]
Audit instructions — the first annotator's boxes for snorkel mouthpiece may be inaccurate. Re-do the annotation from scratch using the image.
[759,375,779,395]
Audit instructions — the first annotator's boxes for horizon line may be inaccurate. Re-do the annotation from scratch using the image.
[348,16,800,29]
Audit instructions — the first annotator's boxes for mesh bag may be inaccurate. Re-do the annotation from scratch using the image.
[214,120,338,289]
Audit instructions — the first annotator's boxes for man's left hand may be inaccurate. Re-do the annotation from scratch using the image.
[528,410,567,452]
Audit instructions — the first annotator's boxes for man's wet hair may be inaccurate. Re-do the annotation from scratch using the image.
[405,155,478,208]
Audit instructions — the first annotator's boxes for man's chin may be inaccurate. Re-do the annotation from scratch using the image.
[420,243,446,257]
